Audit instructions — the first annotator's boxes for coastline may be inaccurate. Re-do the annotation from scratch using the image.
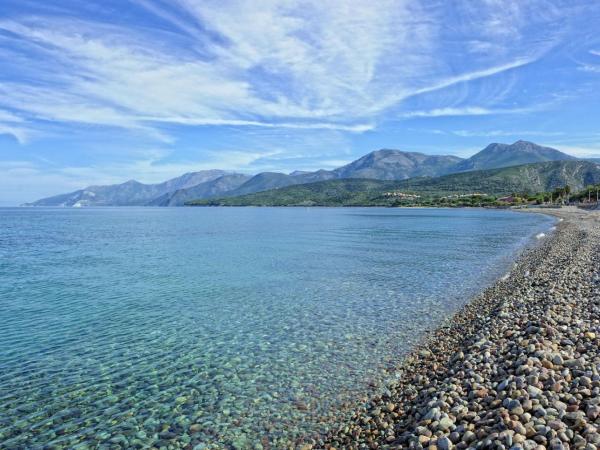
[309,207,599,449]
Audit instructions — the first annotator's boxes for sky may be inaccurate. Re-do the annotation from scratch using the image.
[1,0,600,205]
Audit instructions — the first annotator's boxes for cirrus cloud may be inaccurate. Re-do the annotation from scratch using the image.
[0,0,568,140]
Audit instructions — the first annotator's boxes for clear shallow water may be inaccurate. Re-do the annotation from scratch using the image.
[0,207,554,449]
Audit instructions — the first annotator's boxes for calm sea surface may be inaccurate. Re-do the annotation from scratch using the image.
[0,207,554,449]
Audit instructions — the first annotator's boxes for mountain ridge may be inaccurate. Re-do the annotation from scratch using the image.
[25,141,578,206]
[25,170,231,207]
[148,174,252,207]
[332,149,463,179]
[453,140,576,172]
[188,160,600,207]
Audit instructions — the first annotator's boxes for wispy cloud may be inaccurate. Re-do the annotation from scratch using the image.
[0,109,33,143]
[0,147,285,205]
[545,145,600,158]
[408,58,537,101]
[578,64,600,73]
[142,117,374,132]
[400,106,534,118]
[0,0,567,142]
[0,6,410,136]
[0,125,32,144]
[0,109,24,123]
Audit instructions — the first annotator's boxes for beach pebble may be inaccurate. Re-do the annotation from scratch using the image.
[323,212,600,450]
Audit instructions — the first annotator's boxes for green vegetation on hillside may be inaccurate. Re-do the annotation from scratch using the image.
[570,184,600,203]
[189,179,401,206]
[394,161,600,196]
[187,161,600,207]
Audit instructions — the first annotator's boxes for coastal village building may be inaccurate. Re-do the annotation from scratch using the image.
[383,191,421,200]
[441,193,487,199]
[497,196,516,203]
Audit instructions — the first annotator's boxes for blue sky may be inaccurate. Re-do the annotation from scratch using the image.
[1,0,600,205]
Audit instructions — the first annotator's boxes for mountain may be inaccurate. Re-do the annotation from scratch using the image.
[156,170,232,192]
[333,149,463,180]
[396,160,600,195]
[180,143,565,203]
[292,169,338,183]
[24,140,580,207]
[224,170,337,196]
[188,160,600,207]
[148,174,252,206]
[25,170,229,207]
[190,179,399,207]
[225,172,300,196]
[213,150,462,197]
[453,140,575,172]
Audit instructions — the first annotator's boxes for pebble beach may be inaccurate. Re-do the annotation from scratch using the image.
[0,208,555,449]
[316,207,600,450]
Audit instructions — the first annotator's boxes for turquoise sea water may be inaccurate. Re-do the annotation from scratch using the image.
[0,207,554,449]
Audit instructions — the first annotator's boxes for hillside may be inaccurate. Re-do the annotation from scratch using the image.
[156,151,461,202]
[148,174,252,206]
[189,179,400,207]
[188,161,600,207]
[25,170,229,207]
[396,160,600,195]
[225,170,337,197]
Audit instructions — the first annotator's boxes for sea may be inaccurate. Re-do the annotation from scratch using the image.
[0,207,555,449]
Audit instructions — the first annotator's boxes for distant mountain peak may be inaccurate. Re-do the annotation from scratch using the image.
[333,148,463,180]
[25,170,232,207]
[25,140,579,207]
[453,140,576,172]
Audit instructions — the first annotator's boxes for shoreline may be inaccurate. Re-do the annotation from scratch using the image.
[308,207,599,449]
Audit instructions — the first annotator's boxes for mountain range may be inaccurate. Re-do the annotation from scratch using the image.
[191,160,600,207]
[27,170,230,207]
[25,140,581,206]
